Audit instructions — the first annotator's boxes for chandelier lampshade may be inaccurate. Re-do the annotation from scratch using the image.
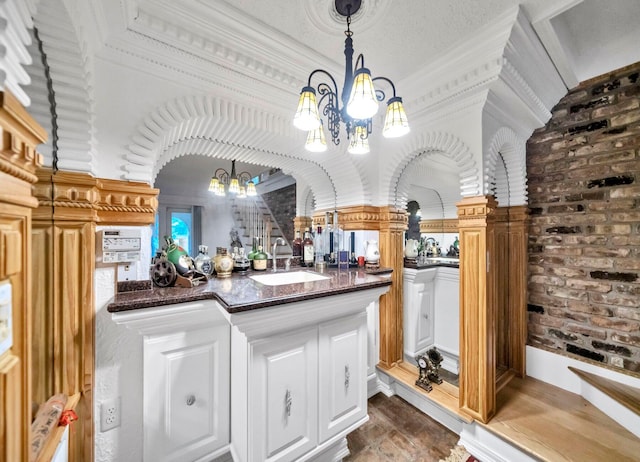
[305,122,328,152]
[346,67,378,120]
[293,87,321,131]
[208,160,255,198]
[383,96,410,138]
[293,0,409,153]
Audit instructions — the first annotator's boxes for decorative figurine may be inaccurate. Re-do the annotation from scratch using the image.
[415,346,444,393]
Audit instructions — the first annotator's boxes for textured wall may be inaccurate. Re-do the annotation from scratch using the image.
[261,183,296,243]
[526,63,640,373]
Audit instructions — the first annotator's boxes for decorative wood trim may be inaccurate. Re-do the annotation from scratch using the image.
[419,218,459,234]
[293,216,313,235]
[314,206,408,232]
[33,169,159,225]
[0,90,46,462]
[457,195,497,423]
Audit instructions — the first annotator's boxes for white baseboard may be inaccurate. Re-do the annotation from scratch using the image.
[459,423,538,462]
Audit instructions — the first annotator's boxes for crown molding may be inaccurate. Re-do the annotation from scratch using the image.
[0,0,38,106]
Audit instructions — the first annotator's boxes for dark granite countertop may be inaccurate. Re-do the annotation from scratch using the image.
[107,267,393,314]
[403,258,460,269]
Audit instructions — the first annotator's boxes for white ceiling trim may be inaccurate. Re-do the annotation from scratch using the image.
[484,126,527,206]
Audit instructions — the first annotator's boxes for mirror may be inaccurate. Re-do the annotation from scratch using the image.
[153,155,296,259]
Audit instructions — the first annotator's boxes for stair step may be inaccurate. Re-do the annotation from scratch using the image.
[569,366,640,417]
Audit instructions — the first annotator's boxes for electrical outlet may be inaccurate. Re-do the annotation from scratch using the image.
[100,397,121,432]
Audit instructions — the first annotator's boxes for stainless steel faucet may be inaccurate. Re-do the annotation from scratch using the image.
[272,237,286,272]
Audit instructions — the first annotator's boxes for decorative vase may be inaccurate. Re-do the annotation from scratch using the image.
[364,240,380,264]
[214,247,234,278]
[404,239,419,259]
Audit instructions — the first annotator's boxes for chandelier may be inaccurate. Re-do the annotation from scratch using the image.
[208,160,257,198]
[293,0,410,154]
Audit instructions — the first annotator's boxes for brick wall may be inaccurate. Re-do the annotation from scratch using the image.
[261,183,296,243]
[526,63,640,373]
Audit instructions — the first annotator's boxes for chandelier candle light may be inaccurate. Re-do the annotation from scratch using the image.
[293,0,410,154]
[208,159,257,198]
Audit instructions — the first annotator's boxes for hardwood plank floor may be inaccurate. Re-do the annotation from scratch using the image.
[345,393,460,461]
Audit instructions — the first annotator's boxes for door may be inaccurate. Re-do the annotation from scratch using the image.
[251,328,318,462]
[318,312,368,442]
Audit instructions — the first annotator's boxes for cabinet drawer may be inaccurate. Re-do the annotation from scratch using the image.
[318,313,367,442]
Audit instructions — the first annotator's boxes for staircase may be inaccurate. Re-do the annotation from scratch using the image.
[230,196,292,256]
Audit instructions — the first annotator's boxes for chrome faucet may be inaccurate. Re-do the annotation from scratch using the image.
[272,237,286,272]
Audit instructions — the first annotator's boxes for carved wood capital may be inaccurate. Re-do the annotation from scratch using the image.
[419,218,459,234]
[33,169,158,225]
[456,196,498,227]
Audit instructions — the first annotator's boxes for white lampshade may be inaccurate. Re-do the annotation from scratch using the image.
[228,177,240,194]
[305,123,327,152]
[383,97,410,138]
[208,177,219,192]
[237,186,247,198]
[293,86,321,131]
[246,181,257,197]
[348,125,370,154]
[216,183,226,196]
[346,68,378,120]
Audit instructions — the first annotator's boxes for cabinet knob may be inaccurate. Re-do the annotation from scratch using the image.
[345,365,350,390]
[423,313,429,320]
[186,394,196,406]
[285,390,292,417]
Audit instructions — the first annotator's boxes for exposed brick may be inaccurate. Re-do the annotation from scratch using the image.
[543,246,583,256]
[530,275,565,286]
[588,199,635,212]
[591,340,632,357]
[614,284,640,295]
[622,359,640,372]
[529,334,558,348]
[591,98,639,118]
[591,80,621,95]
[570,95,614,114]
[527,304,544,314]
[566,323,608,340]
[547,287,588,301]
[586,224,632,235]
[567,120,608,135]
[583,247,631,258]
[529,292,568,308]
[610,111,640,128]
[566,344,605,362]
[611,333,640,347]
[546,226,581,234]
[565,191,605,201]
[590,316,640,332]
[587,175,635,189]
[590,271,638,282]
[548,328,578,341]
[565,257,614,268]
[548,308,588,323]
[615,259,640,270]
[547,204,585,213]
[615,307,640,321]
[529,313,566,328]
[562,235,607,245]
[588,151,635,166]
[567,300,613,317]
[548,267,586,278]
[611,211,640,221]
[565,279,611,292]
[566,165,611,179]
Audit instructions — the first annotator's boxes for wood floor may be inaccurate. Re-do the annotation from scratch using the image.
[345,393,460,461]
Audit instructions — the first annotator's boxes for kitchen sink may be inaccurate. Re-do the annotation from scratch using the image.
[249,270,330,286]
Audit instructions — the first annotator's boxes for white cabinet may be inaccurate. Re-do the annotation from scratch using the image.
[403,268,437,363]
[404,266,460,374]
[112,301,230,462]
[226,286,388,462]
[319,312,367,442]
[250,327,318,462]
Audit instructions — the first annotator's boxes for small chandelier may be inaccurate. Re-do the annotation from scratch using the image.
[208,160,257,198]
[293,0,409,154]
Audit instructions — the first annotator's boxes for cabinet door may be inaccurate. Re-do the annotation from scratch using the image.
[318,313,368,442]
[251,328,318,462]
[143,325,230,462]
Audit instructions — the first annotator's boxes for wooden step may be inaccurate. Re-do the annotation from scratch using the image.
[569,366,640,417]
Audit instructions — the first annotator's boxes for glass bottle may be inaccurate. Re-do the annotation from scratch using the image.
[247,237,258,261]
[292,230,302,257]
[252,245,268,271]
[214,247,234,278]
[194,244,213,276]
[303,228,315,267]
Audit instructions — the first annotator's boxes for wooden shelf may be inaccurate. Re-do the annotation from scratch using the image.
[569,366,640,417]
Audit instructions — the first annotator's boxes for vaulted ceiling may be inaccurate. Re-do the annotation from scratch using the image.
[16,0,640,209]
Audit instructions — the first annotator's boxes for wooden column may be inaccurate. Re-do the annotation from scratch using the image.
[377,207,407,367]
[293,216,312,235]
[0,91,45,462]
[32,169,158,462]
[457,195,497,423]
